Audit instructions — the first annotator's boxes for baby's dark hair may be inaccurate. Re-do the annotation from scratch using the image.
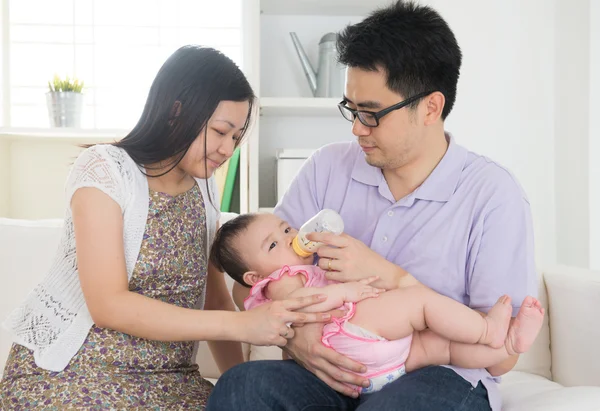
[210,213,259,287]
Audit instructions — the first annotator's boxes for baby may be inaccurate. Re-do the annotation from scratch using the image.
[210,213,545,394]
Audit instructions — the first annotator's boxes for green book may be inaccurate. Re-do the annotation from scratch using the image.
[220,147,240,212]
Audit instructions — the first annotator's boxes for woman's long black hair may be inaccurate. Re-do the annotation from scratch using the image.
[113,45,256,206]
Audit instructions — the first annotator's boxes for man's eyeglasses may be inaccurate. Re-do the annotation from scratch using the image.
[338,90,436,127]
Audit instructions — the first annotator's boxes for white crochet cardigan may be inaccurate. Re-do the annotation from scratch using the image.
[3,144,221,372]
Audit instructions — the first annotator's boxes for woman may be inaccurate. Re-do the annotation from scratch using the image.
[0,45,328,410]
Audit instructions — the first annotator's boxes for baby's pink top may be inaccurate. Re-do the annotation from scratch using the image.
[244,265,331,311]
[244,264,412,392]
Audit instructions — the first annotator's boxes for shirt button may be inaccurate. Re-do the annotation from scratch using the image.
[388,210,394,217]
[383,236,388,242]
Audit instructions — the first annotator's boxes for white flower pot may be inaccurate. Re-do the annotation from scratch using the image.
[46,91,84,128]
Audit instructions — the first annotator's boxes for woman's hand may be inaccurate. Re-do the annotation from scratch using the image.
[239,295,331,347]
[283,322,369,398]
[308,232,416,290]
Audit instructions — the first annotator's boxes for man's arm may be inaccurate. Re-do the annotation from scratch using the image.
[487,352,519,376]
[310,231,421,290]
[469,190,538,376]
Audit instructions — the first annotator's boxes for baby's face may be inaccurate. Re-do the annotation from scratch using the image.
[235,213,313,280]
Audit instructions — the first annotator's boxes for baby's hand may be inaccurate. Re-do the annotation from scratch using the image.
[342,278,385,303]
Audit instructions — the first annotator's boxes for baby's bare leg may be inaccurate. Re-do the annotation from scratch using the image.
[407,298,545,372]
[351,285,512,348]
[405,330,511,372]
[405,330,451,372]
[350,287,416,340]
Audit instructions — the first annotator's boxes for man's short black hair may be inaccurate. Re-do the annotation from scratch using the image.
[337,0,462,119]
[209,213,259,288]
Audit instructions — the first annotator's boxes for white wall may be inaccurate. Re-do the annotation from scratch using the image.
[554,0,591,268]
[0,137,115,219]
[9,140,84,219]
[590,1,600,270]
[433,0,557,267]
[0,140,9,216]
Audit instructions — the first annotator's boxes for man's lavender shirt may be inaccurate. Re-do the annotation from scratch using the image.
[273,135,537,411]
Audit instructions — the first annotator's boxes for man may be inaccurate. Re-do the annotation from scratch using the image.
[207,1,536,410]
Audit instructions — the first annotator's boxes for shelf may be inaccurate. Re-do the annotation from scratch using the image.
[259,97,340,116]
[260,0,394,16]
[0,127,128,142]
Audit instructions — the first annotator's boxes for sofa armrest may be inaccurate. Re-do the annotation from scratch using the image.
[544,265,600,387]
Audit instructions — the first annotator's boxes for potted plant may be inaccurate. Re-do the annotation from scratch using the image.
[46,75,85,128]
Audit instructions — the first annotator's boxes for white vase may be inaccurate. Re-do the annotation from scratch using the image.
[46,91,84,128]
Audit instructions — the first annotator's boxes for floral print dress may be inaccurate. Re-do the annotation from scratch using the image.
[1,185,213,410]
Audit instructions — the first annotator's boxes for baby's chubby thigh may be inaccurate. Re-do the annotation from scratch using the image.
[350,287,421,341]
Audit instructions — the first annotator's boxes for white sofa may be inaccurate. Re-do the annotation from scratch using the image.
[1,216,600,410]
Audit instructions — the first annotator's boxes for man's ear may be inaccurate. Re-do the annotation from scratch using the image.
[242,271,263,286]
[423,91,445,126]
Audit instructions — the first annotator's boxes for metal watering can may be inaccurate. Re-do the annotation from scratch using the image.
[289,32,346,98]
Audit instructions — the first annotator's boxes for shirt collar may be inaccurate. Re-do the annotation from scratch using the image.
[413,133,467,202]
[350,133,467,203]
[350,142,384,186]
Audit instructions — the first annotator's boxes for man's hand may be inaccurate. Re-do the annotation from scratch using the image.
[476,313,520,376]
[284,321,369,398]
[308,232,415,290]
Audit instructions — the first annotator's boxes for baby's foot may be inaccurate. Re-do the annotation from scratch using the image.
[480,295,513,348]
[505,296,545,355]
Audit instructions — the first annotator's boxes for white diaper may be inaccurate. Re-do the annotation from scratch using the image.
[343,321,386,341]
[361,365,407,394]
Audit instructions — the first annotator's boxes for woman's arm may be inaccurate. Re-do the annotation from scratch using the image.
[204,223,244,373]
[283,281,382,313]
[73,188,329,346]
[232,282,249,311]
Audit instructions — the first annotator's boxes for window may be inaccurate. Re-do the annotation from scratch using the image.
[2,0,242,129]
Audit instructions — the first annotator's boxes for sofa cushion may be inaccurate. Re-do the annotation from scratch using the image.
[500,371,600,411]
[249,344,283,362]
[544,266,600,387]
[0,218,63,376]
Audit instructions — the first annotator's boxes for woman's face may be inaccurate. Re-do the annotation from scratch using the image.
[178,100,250,179]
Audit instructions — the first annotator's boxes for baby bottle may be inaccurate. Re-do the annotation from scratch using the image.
[292,209,344,257]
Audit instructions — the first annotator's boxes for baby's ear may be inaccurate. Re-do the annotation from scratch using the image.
[242,271,263,286]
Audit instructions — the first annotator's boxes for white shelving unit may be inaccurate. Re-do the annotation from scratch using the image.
[259,97,339,117]
[0,127,127,141]
[239,0,394,212]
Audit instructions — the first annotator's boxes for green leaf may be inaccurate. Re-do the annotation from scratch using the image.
[48,74,85,93]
